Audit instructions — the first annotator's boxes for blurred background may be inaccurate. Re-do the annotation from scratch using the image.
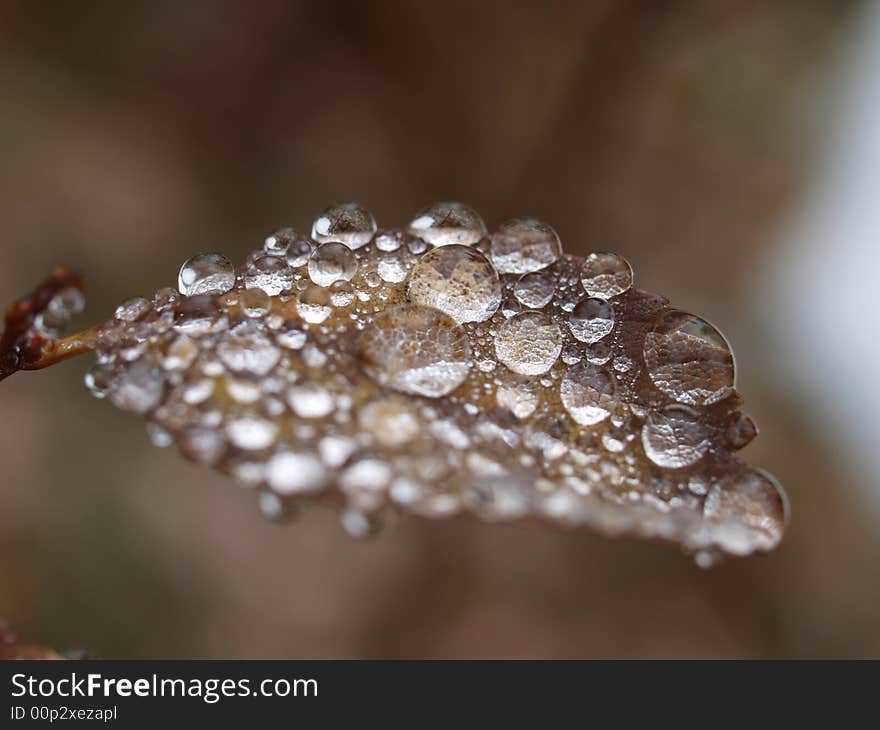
[1,0,878,658]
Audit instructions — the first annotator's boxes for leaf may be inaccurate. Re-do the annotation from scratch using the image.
[1,204,788,565]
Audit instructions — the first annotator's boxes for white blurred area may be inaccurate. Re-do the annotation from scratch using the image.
[758,1,880,510]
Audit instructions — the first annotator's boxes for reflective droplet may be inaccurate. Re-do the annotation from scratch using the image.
[217,324,281,376]
[406,244,501,324]
[358,398,420,445]
[226,415,279,450]
[408,201,486,246]
[725,412,757,450]
[177,253,235,297]
[584,339,612,365]
[490,218,561,274]
[496,381,539,420]
[245,254,293,296]
[643,310,735,406]
[287,383,335,419]
[264,226,300,256]
[704,469,788,553]
[580,252,633,299]
[308,242,358,287]
[84,364,113,399]
[109,361,164,414]
[297,285,333,323]
[276,326,307,350]
[162,334,198,371]
[566,298,615,343]
[377,257,407,283]
[358,304,472,398]
[178,427,225,465]
[560,361,616,426]
[375,229,411,252]
[240,287,271,318]
[513,270,556,309]
[285,238,314,268]
[311,202,376,249]
[114,297,151,322]
[329,280,355,308]
[641,405,710,468]
[266,450,328,495]
[494,311,562,375]
[340,509,383,539]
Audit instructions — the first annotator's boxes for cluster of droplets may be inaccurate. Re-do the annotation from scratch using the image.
[84,202,787,562]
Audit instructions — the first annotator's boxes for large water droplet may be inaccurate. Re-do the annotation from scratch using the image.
[566,297,615,343]
[643,310,735,406]
[494,311,562,375]
[245,254,293,295]
[489,218,561,274]
[560,361,616,426]
[580,252,633,299]
[308,242,358,287]
[641,404,710,468]
[177,253,235,297]
[358,304,472,398]
[406,244,501,324]
[311,202,376,249]
[513,270,556,309]
[703,469,788,553]
[408,201,486,246]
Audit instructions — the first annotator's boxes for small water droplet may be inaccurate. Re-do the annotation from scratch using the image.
[297,285,333,323]
[329,280,355,308]
[226,415,279,450]
[240,287,272,318]
[377,257,407,283]
[560,361,616,426]
[311,202,377,249]
[245,254,293,295]
[109,361,165,414]
[217,324,281,376]
[566,297,615,343]
[408,201,486,246]
[641,404,710,468]
[287,383,335,419]
[308,242,358,287]
[177,253,235,297]
[266,450,328,495]
[114,297,151,322]
[490,218,561,274]
[494,311,562,375]
[643,310,735,406]
[406,244,501,324]
[358,304,472,398]
[84,364,113,398]
[580,252,633,299]
[513,270,556,309]
[264,226,300,256]
[340,508,383,538]
[285,237,314,268]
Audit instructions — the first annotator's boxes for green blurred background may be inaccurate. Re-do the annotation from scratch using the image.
[2,0,879,658]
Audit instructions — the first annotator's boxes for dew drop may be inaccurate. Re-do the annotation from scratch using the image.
[245,254,293,296]
[114,297,151,322]
[296,285,333,324]
[580,252,633,299]
[566,298,615,343]
[217,324,281,376]
[358,304,472,398]
[408,201,486,246]
[377,257,407,283]
[329,280,355,308]
[406,244,501,324]
[560,361,616,426]
[641,404,710,469]
[494,311,562,375]
[311,202,377,249]
[308,242,358,287]
[266,450,328,495]
[287,383,335,419]
[490,218,561,274]
[226,415,279,450]
[513,270,556,309]
[264,227,300,257]
[285,238,314,268]
[84,364,113,399]
[240,287,271,318]
[108,361,165,414]
[177,253,235,297]
[643,310,735,406]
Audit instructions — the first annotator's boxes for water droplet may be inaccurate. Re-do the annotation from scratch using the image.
[177,253,235,297]
[178,426,226,464]
[297,285,333,323]
[377,257,407,283]
[340,508,383,538]
[311,202,377,249]
[406,244,501,324]
[358,398,420,445]
[580,252,633,299]
[84,364,113,398]
[162,334,198,371]
[513,270,556,309]
[560,361,616,426]
[114,297,151,322]
[245,254,293,295]
[490,218,561,274]
[217,324,281,376]
[725,412,757,450]
[276,326,307,350]
[358,304,472,398]
[641,405,710,468]
[264,226,301,256]
[109,361,165,414]
[496,381,539,419]
[287,383,335,419]
[704,469,788,553]
[308,242,358,287]
[375,229,411,252]
[285,238,314,268]
[643,310,735,406]
[226,415,279,450]
[494,311,562,375]
[408,201,486,246]
[266,450,328,495]
[329,280,355,308]
[240,287,271,318]
[566,298,615,343]
[146,421,174,448]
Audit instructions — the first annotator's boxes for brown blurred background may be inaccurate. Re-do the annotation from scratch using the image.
[2,0,878,658]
